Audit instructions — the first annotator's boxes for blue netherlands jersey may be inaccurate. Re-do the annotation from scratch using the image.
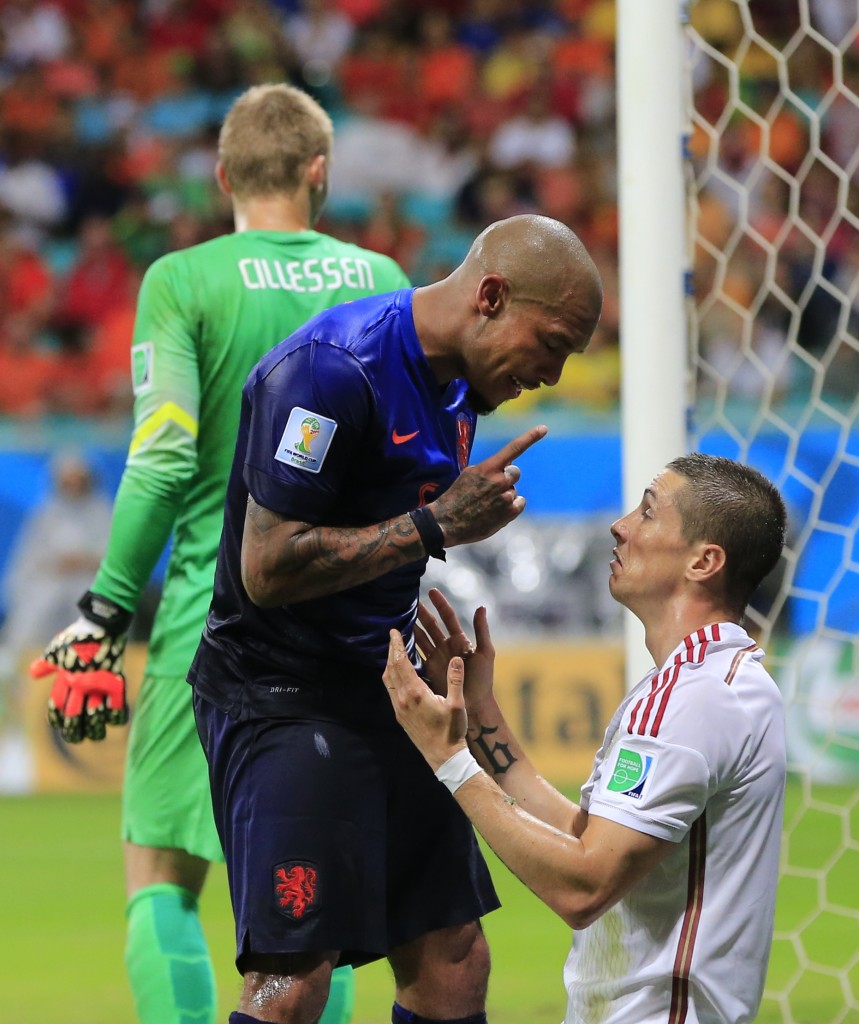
[189,289,476,714]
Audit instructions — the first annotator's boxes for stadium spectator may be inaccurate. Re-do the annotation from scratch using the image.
[193,22,247,100]
[0,0,71,69]
[0,64,64,137]
[0,315,58,417]
[0,131,67,231]
[455,0,505,57]
[0,216,58,415]
[337,20,413,122]
[140,66,216,141]
[333,0,385,31]
[823,54,859,182]
[144,0,212,60]
[456,163,537,229]
[111,32,184,103]
[284,0,355,93]
[0,211,53,333]
[357,190,426,276]
[54,213,135,337]
[0,450,112,791]
[384,454,787,1024]
[3,0,857,420]
[221,0,296,80]
[487,83,577,171]
[0,0,629,422]
[1,450,112,656]
[479,24,543,106]
[414,9,478,116]
[417,107,480,201]
[84,267,141,415]
[76,0,135,75]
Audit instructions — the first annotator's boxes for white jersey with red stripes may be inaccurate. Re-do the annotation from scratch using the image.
[563,622,786,1024]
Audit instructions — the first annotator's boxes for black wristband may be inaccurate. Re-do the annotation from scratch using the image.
[408,506,447,561]
[77,590,133,635]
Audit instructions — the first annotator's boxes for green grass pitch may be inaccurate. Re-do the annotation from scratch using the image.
[0,780,855,1023]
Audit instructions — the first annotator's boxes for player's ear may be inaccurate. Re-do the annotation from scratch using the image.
[306,154,327,191]
[687,542,726,585]
[215,161,232,196]
[476,274,509,318]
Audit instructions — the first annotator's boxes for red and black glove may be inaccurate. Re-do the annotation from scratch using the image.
[29,591,132,744]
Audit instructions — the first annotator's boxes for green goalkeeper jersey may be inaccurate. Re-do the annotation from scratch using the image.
[92,229,409,678]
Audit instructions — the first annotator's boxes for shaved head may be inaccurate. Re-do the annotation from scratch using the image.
[461,214,603,322]
[410,214,605,414]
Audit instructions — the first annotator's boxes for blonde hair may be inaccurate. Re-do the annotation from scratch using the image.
[218,83,334,199]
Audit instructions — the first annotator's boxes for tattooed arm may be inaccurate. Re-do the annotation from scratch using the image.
[465,697,587,836]
[427,424,548,546]
[413,588,582,833]
[241,497,425,606]
[384,627,673,929]
[242,425,550,606]
[453,608,586,838]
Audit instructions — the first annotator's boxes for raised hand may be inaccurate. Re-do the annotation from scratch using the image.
[383,627,468,771]
[414,588,473,694]
[429,425,547,547]
[414,589,496,711]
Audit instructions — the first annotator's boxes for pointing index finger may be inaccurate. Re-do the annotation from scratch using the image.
[481,425,548,471]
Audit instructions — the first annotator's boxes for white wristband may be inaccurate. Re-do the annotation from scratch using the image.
[435,747,482,794]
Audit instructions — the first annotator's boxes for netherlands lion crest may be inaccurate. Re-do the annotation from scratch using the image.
[274,861,319,920]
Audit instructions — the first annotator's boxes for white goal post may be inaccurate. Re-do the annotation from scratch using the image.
[617,0,690,688]
[618,2,859,1022]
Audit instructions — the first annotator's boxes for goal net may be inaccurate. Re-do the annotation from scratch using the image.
[686,2,859,1021]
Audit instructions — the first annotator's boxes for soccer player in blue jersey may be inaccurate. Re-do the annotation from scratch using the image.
[189,213,603,1024]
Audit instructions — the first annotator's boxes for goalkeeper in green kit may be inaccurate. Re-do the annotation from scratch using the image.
[30,83,409,1024]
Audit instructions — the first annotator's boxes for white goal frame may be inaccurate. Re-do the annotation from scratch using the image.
[617,0,689,688]
[617,3,859,1023]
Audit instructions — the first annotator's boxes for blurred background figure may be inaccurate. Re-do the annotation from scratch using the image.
[0,450,113,791]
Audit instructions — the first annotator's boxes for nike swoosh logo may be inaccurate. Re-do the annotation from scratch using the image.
[392,429,420,445]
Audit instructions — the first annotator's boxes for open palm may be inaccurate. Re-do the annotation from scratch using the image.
[415,588,496,710]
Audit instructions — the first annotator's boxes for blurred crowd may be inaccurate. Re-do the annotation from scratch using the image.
[1,0,858,422]
[0,0,622,420]
[690,0,859,406]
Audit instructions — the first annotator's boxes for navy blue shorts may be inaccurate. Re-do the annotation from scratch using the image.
[194,694,500,970]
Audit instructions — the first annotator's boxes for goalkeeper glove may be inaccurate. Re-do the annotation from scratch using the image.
[29,591,133,744]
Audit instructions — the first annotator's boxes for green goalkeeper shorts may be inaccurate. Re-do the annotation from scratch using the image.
[122,671,224,863]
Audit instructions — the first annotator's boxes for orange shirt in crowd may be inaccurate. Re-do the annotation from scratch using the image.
[418,45,478,112]
[0,79,62,136]
[58,244,135,329]
[0,341,57,417]
[0,249,53,320]
[88,300,136,411]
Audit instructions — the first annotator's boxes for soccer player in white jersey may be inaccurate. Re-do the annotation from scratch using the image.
[382,452,788,1024]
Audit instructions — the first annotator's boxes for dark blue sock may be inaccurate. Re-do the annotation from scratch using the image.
[392,1003,488,1024]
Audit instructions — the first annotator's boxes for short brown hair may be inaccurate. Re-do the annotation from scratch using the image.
[218,84,333,200]
[668,453,787,611]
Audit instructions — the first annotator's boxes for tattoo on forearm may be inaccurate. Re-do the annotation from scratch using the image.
[247,496,287,534]
[245,496,425,599]
[473,724,518,776]
[290,515,426,590]
[296,521,405,576]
